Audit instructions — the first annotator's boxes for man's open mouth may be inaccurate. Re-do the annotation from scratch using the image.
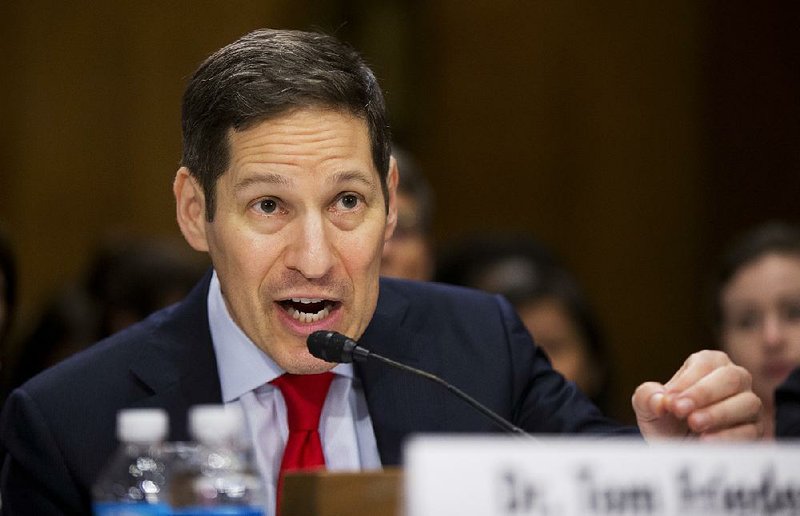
[278,298,338,323]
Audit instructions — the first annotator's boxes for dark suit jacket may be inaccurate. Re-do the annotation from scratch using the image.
[776,367,800,438]
[0,272,632,515]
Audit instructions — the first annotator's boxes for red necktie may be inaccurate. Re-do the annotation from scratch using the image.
[271,372,334,511]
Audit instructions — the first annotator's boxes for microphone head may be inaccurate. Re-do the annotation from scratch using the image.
[307,330,354,363]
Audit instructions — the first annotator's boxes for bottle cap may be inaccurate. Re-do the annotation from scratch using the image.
[189,404,245,444]
[116,408,169,443]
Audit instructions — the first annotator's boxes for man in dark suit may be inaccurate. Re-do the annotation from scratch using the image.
[0,28,762,515]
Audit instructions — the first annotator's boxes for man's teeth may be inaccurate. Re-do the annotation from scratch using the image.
[285,299,331,323]
[289,306,331,323]
[291,298,323,304]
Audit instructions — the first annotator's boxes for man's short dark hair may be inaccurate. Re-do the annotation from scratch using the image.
[181,29,392,221]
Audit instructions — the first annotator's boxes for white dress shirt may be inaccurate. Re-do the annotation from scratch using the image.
[206,272,382,514]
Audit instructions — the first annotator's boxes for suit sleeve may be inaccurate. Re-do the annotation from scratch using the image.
[776,367,800,438]
[1,387,86,515]
[495,295,639,435]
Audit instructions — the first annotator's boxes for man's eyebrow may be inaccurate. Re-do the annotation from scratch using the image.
[234,173,292,192]
[329,170,377,191]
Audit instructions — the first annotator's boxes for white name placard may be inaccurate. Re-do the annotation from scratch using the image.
[404,435,800,516]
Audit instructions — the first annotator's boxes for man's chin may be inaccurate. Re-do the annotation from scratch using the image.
[280,353,338,375]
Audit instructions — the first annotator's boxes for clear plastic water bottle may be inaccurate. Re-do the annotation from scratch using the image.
[169,404,266,516]
[92,408,171,516]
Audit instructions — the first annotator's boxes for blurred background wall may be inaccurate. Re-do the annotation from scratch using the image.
[1,1,799,422]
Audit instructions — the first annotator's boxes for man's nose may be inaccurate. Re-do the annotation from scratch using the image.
[284,214,335,279]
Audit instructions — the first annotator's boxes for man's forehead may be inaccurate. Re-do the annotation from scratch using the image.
[214,108,383,198]
[231,168,379,193]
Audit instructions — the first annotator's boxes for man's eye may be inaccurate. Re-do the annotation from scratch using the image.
[258,198,278,214]
[338,194,360,210]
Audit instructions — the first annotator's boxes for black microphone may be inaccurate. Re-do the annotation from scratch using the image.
[307,330,530,436]
[307,330,369,363]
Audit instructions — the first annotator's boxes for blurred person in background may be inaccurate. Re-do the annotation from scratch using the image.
[435,234,611,411]
[713,221,800,438]
[380,147,435,281]
[1,235,208,400]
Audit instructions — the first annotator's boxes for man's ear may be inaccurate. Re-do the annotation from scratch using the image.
[174,167,210,252]
[384,156,399,242]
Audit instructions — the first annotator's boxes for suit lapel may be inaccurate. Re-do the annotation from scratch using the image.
[356,279,446,465]
[127,270,223,440]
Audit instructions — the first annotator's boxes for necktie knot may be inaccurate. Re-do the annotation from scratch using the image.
[271,372,334,431]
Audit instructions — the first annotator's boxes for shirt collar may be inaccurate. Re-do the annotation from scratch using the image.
[207,271,353,403]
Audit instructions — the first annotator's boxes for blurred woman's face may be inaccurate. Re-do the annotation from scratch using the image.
[519,297,598,397]
[721,253,800,410]
[380,192,433,281]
